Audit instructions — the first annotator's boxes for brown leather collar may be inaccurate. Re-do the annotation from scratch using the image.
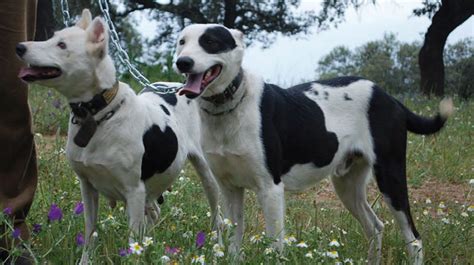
[69,81,119,119]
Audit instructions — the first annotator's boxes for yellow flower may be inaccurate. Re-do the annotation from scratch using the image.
[326,250,339,259]
[329,239,341,247]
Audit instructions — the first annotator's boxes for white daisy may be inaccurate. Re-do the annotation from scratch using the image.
[160,255,170,263]
[129,242,143,255]
[325,250,339,259]
[143,236,153,247]
[250,234,263,244]
[461,212,469,217]
[264,247,274,255]
[304,251,313,259]
[191,255,205,264]
[329,239,341,247]
[425,198,432,204]
[296,241,308,248]
[213,244,224,257]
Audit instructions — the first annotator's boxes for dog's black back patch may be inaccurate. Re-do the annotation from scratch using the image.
[141,125,178,181]
[260,83,339,184]
[315,76,364,87]
[199,26,237,54]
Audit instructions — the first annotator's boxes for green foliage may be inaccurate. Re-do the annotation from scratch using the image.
[316,34,474,97]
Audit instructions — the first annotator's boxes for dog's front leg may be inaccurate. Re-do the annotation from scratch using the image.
[189,155,223,243]
[79,178,99,265]
[257,182,285,252]
[220,185,245,256]
[125,182,147,241]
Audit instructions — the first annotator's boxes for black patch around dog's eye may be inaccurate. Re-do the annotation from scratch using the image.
[141,125,178,181]
[160,105,170,115]
[158,93,177,106]
[199,26,237,54]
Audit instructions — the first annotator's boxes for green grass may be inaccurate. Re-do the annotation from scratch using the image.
[1,89,472,264]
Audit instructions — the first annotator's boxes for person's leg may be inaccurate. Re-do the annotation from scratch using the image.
[0,0,38,261]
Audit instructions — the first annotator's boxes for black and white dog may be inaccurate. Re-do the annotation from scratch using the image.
[174,24,453,264]
[16,10,221,263]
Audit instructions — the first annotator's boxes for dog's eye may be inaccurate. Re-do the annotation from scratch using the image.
[57,41,67,50]
[179,39,185,45]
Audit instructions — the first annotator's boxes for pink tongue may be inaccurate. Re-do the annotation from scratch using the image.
[179,72,204,96]
[18,67,42,78]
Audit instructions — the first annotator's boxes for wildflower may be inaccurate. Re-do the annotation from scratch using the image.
[468,205,474,212]
[191,255,205,264]
[76,233,85,246]
[213,244,224,257]
[165,246,180,255]
[305,251,313,259]
[143,236,154,247]
[469,179,474,187]
[182,231,193,239]
[92,231,98,238]
[423,210,429,216]
[250,234,263,244]
[436,208,445,216]
[170,207,184,218]
[206,212,211,217]
[3,207,12,215]
[223,218,233,228]
[441,218,450,224]
[329,239,341,247]
[161,255,171,263]
[438,202,446,209]
[296,241,309,248]
[196,231,206,248]
[48,204,63,221]
[210,230,218,241]
[12,228,21,239]
[326,250,339,259]
[341,229,347,235]
[73,202,84,215]
[118,248,129,257]
[425,198,432,204]
[129,242,144,255]
[283,235,297,245]
[264,247,274,255]
[32,223,42,234]
[119,206,124,212]
[344,258,354,264]
[461,212,469,217]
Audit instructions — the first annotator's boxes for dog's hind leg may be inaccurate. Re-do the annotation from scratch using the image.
[125,181,147,241]
[79,178,99,264]
[331,161,384,265]
[374,159,423,265]
[256,182,285,252]
[189,154,223,243]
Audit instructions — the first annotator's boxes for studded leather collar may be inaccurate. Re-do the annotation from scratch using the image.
[201,69,243,106]
[69,81,119,119]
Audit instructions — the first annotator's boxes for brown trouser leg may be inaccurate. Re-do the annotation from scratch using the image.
[0,0,38,257]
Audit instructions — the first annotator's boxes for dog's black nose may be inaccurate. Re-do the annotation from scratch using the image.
[16,44,27,57]
[176,56,194,73]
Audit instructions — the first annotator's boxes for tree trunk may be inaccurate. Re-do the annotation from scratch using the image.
[419,0,473,96]
[223,0,237,28]
[34,0,55,41]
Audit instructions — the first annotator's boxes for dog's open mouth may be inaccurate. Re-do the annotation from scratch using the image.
[18,65,62,82]
[179,64,222,97]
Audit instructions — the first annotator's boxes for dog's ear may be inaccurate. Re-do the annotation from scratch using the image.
[86,17,108,58]
[230,29,244,43]
[76,9,92,30]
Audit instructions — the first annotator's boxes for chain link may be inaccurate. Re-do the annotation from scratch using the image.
[58,0,179,94]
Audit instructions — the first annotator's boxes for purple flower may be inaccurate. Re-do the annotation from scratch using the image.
[76,233,85,246]
[165,246,180,255]
[32,223,42,234]
[48,204,63,222]
[3,207,12,215]
[195,231,206,249]
[118,248,129,257]
[73,202,84,215]
[12,228,21,239]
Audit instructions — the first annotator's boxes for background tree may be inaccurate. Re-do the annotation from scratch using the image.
[316,0,473,96]
[119,0,319,48]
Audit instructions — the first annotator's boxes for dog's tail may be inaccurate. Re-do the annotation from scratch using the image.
[399,98,454,135]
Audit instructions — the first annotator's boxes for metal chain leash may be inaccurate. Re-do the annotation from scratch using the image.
[59,0,180,94]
